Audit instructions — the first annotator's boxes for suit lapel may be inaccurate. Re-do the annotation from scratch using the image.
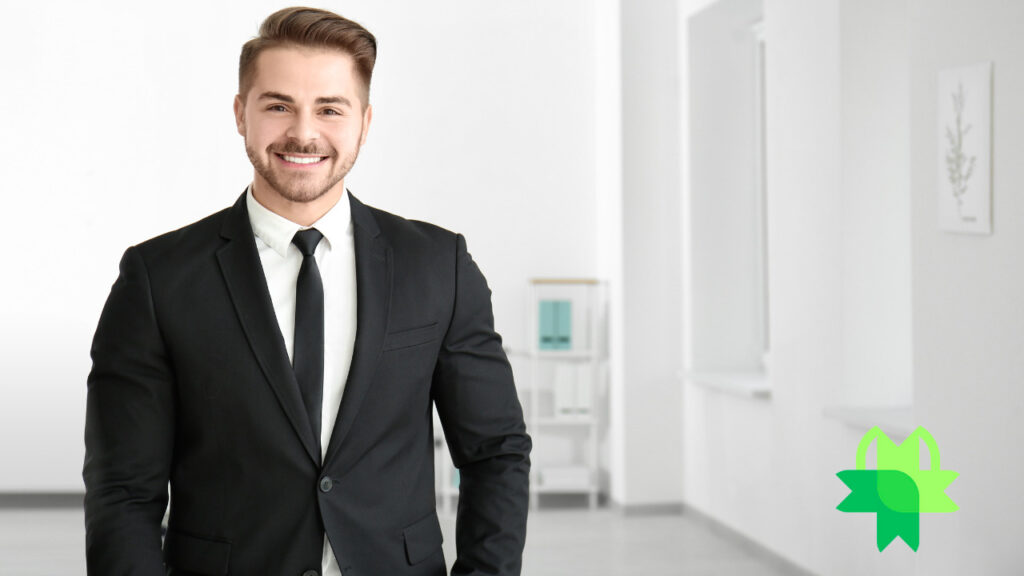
[324,191,392,466]
[216,192,321,467]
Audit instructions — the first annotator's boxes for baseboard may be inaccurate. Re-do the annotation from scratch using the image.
[0,492,84,509]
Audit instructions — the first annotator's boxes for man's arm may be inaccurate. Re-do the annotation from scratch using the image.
[83,246,175,575]
[432,233,532,576]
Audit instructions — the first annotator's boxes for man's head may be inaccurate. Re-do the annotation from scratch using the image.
[234,7,376,212]
[238,7,377,107]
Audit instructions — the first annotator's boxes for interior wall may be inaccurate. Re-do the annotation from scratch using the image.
[616,0,685,506]
[683,0,1024,573]
[592,0,625,501]
[0,0,601,492]
[682,0,921,573]
[909,0,1024,572]
[688,0,766,374]
[839,0,913,409]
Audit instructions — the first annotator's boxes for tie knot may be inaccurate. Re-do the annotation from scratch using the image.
[292,228,323,257]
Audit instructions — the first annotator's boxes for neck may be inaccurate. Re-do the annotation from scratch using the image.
[251,177,345,227]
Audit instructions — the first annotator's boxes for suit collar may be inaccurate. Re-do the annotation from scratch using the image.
[347,188,381,238]
[218,189,392,469]
[244,185,352,258]
[217,191,322,465]
[324,190,391,465]
[220,187,375,241]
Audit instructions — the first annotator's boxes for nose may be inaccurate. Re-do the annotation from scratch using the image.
[285,109,320,143]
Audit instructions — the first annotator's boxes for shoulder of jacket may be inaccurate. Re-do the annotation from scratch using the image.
[131,205,232,262]
[365,204,460,249]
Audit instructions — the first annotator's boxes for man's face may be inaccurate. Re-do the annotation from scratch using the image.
[234,47,372,204]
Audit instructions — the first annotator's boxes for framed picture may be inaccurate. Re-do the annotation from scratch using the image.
[937,62,992,234]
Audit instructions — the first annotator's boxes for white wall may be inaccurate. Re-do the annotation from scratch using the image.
[683,0,860,569]
[839,0,913,409]
[682,0,1024,573]
[592,0,625,499]
[688,0,765,374]
[0,1,602,492]
[615,0,686,506]
[682,0,914,572]
[909,0,1024,572]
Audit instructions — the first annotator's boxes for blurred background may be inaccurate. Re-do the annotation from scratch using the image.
[1,0,1022,574]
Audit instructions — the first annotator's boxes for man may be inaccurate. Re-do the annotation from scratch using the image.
[83,7,531,576]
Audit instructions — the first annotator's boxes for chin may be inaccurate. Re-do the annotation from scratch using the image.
[262,170,340,204]
[277,186,333,204]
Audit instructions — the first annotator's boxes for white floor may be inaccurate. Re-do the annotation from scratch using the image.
[0,507,811,575]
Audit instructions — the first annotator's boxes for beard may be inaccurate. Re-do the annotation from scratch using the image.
[246,139,360,204]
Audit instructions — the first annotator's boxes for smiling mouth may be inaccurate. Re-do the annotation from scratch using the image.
[275,153,328,165]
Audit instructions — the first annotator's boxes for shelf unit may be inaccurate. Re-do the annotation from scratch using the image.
[433,279,607,513]
[525,278,606,510]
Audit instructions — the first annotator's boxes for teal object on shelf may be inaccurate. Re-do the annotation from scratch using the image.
[539,300,572,350]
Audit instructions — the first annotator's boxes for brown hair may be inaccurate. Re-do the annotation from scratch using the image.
[238,7,377,107]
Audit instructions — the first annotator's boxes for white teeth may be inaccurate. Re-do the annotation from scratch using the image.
[281,155,324,164]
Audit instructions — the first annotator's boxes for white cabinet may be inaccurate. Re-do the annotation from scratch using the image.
[433,278,607,512]
[523,279,607,509]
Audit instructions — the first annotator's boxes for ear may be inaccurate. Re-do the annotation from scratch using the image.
[359,104,373,147]
[233,94,246,136]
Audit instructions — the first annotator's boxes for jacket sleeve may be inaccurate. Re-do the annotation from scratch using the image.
[432,233,532,576]
[83,246,175,575]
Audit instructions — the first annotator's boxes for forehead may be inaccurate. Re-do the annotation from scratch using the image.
[250,46,360,99]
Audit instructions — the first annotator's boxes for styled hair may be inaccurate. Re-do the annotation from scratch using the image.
[238,7,377,107]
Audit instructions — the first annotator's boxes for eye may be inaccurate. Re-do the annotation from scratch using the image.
[322,108,341,116]
[267,104,288,112]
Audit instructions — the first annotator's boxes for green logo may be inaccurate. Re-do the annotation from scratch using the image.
[836,426,958,551]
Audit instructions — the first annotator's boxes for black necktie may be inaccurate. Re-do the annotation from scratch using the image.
[292,228,324,454]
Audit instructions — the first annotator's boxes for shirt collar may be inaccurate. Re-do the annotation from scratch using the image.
[246,183,352,258]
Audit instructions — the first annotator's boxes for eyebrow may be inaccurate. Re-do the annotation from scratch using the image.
[258,91,353,108]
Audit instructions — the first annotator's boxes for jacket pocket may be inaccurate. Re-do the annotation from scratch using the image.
[383,322,439,351]
[402,511,444,565]
[163,529,231,575]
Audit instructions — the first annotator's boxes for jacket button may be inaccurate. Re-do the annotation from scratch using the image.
[319,476,333,493]
[302,571,319,576]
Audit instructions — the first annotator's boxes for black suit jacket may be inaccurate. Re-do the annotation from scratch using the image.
[83,191,531,576]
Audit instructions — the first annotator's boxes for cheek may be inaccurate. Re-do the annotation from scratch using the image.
[246,116,289,148]
[331,123,364,148]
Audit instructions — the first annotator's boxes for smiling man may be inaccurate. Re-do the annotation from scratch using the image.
[83,7,531,576]
[236,45,370,224]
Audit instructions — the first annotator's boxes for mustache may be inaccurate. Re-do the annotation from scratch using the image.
[270,143,334,156]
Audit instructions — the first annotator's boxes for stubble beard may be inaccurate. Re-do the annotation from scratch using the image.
[246,141,359,204]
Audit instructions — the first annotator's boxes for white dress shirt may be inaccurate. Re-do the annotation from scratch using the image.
[246,185,356,576]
